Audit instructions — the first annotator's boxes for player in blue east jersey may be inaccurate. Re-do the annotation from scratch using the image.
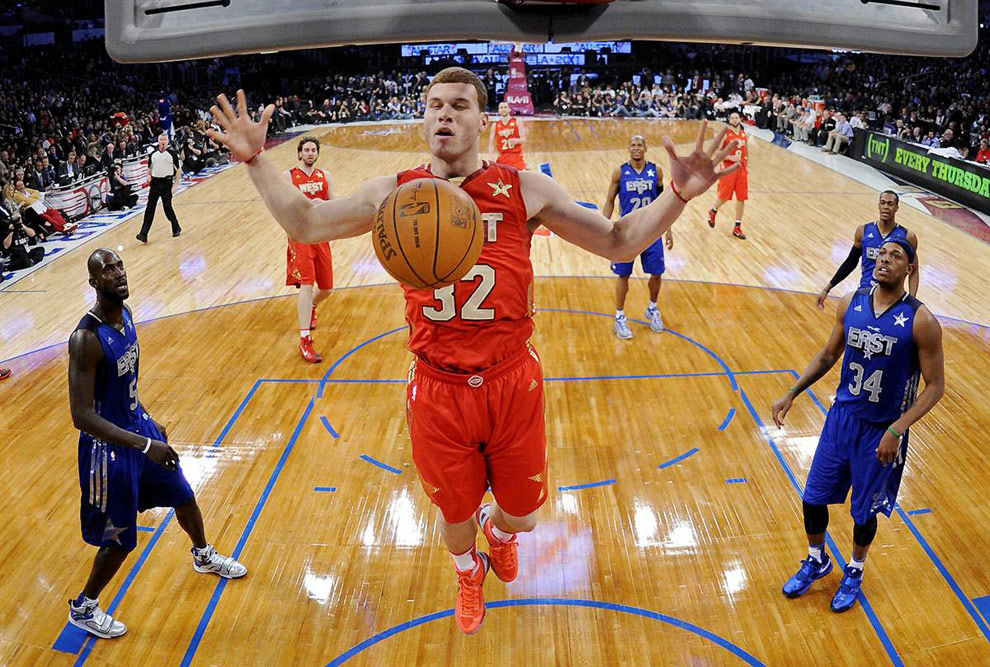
[772,237,944,613]
[816,190,919,310]
[66,248,246,640]
[604,135,673,339]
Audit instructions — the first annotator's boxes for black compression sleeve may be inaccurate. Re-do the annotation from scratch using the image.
[829,245,861,288]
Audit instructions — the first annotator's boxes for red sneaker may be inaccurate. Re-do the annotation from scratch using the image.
[476,504,518,582]
[0,368,10,381]
[732,224,747,240]
[299,336,322,363]
[309,307,318,331]
[455,552,490,635]
[707,209,717,228]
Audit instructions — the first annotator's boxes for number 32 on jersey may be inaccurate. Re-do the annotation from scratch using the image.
[422,265,496,322]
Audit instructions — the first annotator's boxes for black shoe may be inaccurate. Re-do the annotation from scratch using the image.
[136,234,148,243]
[172,229,182,238]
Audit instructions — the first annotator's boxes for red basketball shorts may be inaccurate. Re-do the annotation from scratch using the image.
[497,152,526,171]
[286,241,333,288]
[717,168,749,202]
[406,343,548,524]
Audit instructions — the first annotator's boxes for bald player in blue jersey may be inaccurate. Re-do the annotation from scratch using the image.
[67,248,246,640]
[816,190,919,310]
[772,237,943,613]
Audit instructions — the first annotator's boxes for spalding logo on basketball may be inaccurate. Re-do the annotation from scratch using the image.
[373,179,483,289]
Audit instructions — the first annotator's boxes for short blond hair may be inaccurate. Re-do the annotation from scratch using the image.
[426,67,488,111]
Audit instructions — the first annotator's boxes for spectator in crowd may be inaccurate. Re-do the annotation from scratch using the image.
[101,142,118,173]
[58,150,79,182]
[13,179,77,235]
[823,113,854,154]
[975,139,990,164]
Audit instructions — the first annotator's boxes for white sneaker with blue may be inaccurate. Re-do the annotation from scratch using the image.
[192,544,247,579]
[644,305,664,333]
[613,313,633,340]
[68,594,127,639]
[782,552,833,598]
[830,565,864,612]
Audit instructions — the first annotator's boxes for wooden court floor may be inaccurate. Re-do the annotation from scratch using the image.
[1,119,989,666]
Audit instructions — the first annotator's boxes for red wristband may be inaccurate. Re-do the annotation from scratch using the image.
[245,148,264,165]
[669,180,690,203]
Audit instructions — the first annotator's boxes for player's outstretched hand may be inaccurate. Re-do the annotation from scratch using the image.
[815,286,831,311]
[771,393,793,428]
[146,439,180,471]
[662,120,740,201]
[207,90,274,163]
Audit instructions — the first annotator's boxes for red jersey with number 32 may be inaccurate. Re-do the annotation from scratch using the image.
[289,167,330,200]
[398,162,535,373]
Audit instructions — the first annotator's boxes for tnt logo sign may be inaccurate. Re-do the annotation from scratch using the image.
[867,134,890,163]
[625,179,652,195]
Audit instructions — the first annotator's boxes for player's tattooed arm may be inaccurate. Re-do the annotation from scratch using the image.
[772,293,851,427]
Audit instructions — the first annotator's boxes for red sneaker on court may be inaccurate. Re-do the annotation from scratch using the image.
[299,336,322,363]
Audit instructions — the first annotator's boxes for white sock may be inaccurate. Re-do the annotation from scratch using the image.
[74,593,96,606]
[615,310,625,319]
[808,543,824,562]
[734,220,742,226]
[451,547,477,572]
[648,300,657,311]
[848,556,865,572]
[300,329,310,339]
[193,544,212,558]
[491,523,515,543]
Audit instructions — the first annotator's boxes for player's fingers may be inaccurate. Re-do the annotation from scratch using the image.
[216,93,236,122]
[209,105,230,130]
[712,139,737,163]
[714,163,741,178]
[706,126,727,157]
[260,104,275,126]
[661,134,678,160]
[236,89,248,118]
[694,119,707,153]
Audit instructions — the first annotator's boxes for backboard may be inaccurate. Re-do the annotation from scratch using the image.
[104,0,978,63]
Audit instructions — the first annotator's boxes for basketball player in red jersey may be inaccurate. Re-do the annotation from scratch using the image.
[488,101,527,170]
[284,137,334,363]
[208,69,738,636]
[707,111,749,240]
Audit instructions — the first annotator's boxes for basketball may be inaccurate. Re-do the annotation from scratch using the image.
[373,178,483,289]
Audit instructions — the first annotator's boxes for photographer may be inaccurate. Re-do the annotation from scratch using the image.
[105,164,139,210]
[1,204,45,271]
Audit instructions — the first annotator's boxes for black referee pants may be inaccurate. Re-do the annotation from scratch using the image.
[139,176,180,237]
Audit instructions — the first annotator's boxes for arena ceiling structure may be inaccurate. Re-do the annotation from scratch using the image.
[105,0,978,63]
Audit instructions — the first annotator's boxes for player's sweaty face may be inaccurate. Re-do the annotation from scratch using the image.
[874,244,910,285]
[628,139,646,161]
[424,83,486,159]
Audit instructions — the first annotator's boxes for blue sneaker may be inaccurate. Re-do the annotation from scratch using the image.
[830,566,863,613]
[781,553,833,598]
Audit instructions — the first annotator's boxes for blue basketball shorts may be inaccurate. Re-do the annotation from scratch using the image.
[611,236,666,277]
[802,401,908,525]
[78,417,194,552]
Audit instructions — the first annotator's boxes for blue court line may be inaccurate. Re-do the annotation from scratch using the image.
[797,376,990,644]
[558,478,616,491]
[320,416,339,438]
[539,162,554,178]
[718,408,737,431]
[737,387,902,666]
[974,597,990,625]
[906,508,932,516]
[581,120,600,139]
[658,448,699,470]
[316,326,406,399]
[540,308,739,390]
[726,478,748,484]
[62,379,267,662]
[314,486,337,493]
[179,396,316,667]
[262,369,795,385]
[136,526,155,533]
[564,119,581,141]
[325,597,765,667]
[787,370,829,414]
[359,454,403,475]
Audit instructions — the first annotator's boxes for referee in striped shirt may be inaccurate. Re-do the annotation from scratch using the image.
[136,134,182,242]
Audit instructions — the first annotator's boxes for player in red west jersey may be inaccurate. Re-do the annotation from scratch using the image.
[707,111,749,240]
[208,68,738,636]
[284,137,334,363]
[489,101,527,171]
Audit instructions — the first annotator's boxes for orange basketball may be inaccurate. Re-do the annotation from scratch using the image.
[373,178,483,289]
